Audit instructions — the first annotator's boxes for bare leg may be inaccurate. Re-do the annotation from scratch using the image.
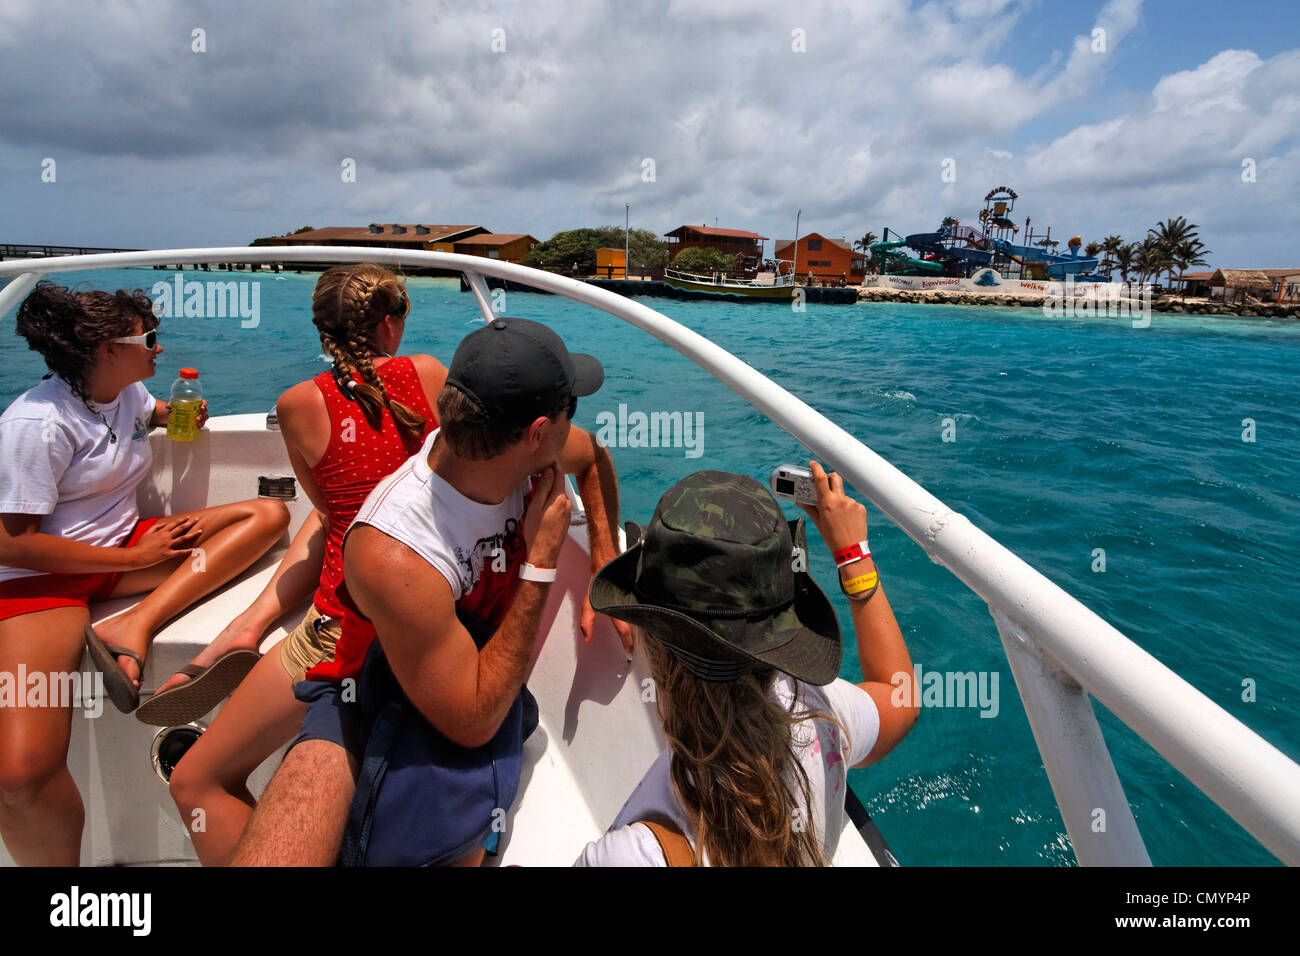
[95,498,289,683]
[228,739,355,866]
[167,650,306,865]
[156,509,323,696]
[0,606,89,865]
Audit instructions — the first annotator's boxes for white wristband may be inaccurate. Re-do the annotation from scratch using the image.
[519,562,557,583]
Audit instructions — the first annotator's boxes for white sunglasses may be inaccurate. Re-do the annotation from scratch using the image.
[112,330,158,349]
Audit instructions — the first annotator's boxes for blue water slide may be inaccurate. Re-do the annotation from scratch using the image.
[992,238,1098,276]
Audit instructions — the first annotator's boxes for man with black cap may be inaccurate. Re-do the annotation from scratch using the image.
[232,317,628,866]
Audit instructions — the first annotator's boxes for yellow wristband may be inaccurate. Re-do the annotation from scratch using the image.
[842,571,879,595]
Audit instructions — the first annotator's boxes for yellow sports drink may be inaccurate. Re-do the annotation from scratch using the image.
[167,368,203,442]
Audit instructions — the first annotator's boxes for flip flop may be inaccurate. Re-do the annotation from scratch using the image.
[135,648,262,727]
[83,625,143,714]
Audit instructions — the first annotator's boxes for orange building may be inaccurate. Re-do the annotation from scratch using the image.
[773,233,866,284]
[596,248,626,279]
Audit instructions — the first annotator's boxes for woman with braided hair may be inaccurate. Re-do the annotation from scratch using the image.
[0,281,289,865]
[163,263,447,865]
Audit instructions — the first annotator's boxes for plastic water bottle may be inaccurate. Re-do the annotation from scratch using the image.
[167,369,203,442]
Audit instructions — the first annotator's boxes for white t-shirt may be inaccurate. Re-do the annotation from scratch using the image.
[349,428,532,621]
[0,375,155,582]
[574,675,880,866]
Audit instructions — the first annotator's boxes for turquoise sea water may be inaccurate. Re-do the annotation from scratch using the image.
[3,267,1297,867]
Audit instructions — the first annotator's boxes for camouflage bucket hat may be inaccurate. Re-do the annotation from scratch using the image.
[588,470,841,685]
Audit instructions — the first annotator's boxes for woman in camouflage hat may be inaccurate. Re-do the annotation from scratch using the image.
[578,462,919,866]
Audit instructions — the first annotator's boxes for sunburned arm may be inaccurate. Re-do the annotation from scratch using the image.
[558,425,632,650]
[345,525,552,750]
[796,460,919,769]
[407,353,449,415]
[844,562,919,768]
[559,426,620,570]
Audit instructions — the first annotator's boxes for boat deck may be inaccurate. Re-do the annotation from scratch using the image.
[0,417,879,867]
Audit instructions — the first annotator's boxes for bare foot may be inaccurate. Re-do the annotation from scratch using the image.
[92,612,151,687]
[154,613,266,695]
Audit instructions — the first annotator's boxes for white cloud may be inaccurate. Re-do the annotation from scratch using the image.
[1,0,1295,266]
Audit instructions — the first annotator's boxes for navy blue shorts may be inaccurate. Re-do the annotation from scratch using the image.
[290,677,363,758]
[291,652,538,866]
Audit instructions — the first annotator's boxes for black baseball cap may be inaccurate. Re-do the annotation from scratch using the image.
[446,317,604,425]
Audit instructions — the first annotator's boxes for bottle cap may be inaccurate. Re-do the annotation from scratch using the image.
[179,368,199,379]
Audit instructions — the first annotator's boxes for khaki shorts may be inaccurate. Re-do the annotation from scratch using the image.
[278,605,344,685]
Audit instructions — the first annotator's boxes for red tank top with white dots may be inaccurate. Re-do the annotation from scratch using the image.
[308,357,436,620]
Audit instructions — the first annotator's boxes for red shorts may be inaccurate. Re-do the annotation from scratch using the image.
[0,517,160,622]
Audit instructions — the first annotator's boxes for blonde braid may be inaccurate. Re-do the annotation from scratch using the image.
[312,263,426,441]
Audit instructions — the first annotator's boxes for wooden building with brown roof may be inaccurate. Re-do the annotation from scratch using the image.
[664,225,767,266]
[269,223,489,250]
[451,233,539,263]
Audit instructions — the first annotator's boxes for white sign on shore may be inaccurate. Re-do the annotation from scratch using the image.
[862,269,1075,295]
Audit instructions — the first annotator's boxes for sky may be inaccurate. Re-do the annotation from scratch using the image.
[1,0,1297,269]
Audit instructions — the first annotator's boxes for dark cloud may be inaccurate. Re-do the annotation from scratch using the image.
[0,0,1295,266]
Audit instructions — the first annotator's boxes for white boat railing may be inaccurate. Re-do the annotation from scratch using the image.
[3,245,1298,866]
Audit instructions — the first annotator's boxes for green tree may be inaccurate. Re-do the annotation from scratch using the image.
[1084,241,1103,259]
[250,226,315,247]
[1113,243,1136,284]
[1101,234,1124,276]
[670,247,739,275]
[522,226,667,274]
[854,232,878,273]
[1149,216,1201,290]
[1134,236,1169,288]
[1172,237,1212,295]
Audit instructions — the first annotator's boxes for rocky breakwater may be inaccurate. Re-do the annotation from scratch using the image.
[855,285,1300,318]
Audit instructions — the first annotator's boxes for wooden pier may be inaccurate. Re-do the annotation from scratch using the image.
[460,274,859,305]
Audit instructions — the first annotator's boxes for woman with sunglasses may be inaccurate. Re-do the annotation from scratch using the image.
[162,263,449,865]
[0,281,289,866]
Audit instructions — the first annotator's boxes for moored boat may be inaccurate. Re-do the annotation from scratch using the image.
[662,259,798,300]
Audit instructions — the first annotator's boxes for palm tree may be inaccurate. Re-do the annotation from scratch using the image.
[1113,243,1136,284]
[1149,216,1201,290]
[1134,236,1170,288]
[1084,241,1103,259]
[1101,234,1124,276]
[855,231,878,274]
[1172,237,1212,296]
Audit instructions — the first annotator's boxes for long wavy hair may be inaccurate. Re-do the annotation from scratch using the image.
[15,280,157,412]
[311,263,425,441]
[642,630,842,867]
